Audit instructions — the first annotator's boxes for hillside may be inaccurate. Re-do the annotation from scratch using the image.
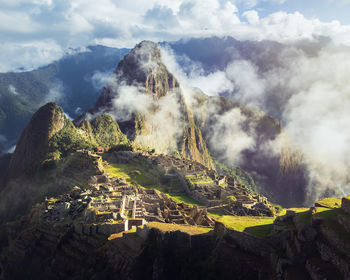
[0,46,129,153]
[2,143,350,279]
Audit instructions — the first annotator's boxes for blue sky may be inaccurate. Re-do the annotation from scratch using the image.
[245,0,350,24]
[0,0,350,72]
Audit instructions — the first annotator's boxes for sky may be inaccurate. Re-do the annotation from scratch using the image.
[1,0,350,72]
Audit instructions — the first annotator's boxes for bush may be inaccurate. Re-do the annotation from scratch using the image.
[110,143,133,152]
[223,195,237,205]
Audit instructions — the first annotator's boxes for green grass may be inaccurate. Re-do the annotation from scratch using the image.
[147,222,213,235]
[105,162,203,206]
[192,180,215,185]
[167,194,204,206]
[315,198,342,209]
[208,211,226,219]
[105,163,157,185]
[213,215,275,238]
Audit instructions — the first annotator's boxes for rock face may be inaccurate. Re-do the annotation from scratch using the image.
[77,41,214,169]
[8,103,66,178]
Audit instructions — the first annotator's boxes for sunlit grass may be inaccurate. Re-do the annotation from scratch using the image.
[315,197,342,209]
[166,194,204,206]
[209,214,275,238]
[105,162,203,206]
[147,222,212,235]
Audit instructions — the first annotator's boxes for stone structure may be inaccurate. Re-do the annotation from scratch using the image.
[43,173,215,238]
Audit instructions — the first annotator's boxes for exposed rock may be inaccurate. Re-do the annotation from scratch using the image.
[76,41,214,169]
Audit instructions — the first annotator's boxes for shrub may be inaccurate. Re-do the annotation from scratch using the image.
[223,195,237,205]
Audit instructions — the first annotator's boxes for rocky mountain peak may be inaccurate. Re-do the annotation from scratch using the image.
[76,41,214,169]
[91,40,178,112]
[8,102,66,178]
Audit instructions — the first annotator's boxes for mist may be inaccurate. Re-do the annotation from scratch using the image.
[161,39,350,205]
[42,80,66,105]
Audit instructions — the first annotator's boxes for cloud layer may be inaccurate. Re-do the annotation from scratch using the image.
[160,38,350,205]
[2,0,350,72]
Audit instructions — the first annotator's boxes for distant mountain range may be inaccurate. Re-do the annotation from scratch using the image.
[0,45,129,153]
[0,36,324,154]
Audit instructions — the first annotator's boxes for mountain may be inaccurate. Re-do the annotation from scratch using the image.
[1,40,350,280]
[0,102,130,223]
[0,45,130,153]
[188,90,309,207]
[0,38,313,207]
[164,36,324,78]
[77,41,214,169]
[7,103,128,179]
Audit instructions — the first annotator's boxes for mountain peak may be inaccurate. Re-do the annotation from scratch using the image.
[89,40,178,113]
[8,102,66,177]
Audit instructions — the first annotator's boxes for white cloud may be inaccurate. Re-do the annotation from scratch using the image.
[208,108,256,165]
[6,145,16,153]
[42,79,66,105]
[88,70,114,91]
[1,0,350,72]
[8,85,19,95]
[0,41,64,72]
[242,10,260,25]
[160,46,234,98]
[193,41,350,204]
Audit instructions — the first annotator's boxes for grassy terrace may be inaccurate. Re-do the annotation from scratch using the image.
[108,227,138,240]
[167,194,204,206]
[315,197,342,209]
[210,213,275,238]
[185,174,214,185]
[104,161,203,206]
[146,222,213,235]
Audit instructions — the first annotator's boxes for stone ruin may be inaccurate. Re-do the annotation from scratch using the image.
[43,173,215,239]
[146,153,274,216]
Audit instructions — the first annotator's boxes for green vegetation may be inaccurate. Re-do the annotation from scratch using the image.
[315,197,342,209]
[185,174,214,190]
[147,222,212,235]
[90,114,128,147]
[271,203,284,215]
[0,46,128,153]
[104,161,203,206]
[45,118,94,166]
[214,161,258,193]
[166,194,204,206]
[110,143,133,152]
[214,215,275,238]
[108,227,138,240]
[223,195,237,205]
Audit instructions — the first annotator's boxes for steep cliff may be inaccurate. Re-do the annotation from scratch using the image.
[77,41,214,169]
